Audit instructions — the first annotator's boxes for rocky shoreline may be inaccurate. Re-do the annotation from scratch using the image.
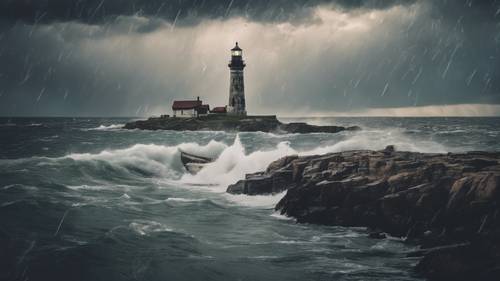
[227,147,500,280]
[123,115,360,133]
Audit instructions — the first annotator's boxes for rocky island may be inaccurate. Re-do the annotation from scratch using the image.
[124,43,360,135]
[227,147,500,280]
[123,115,360,134]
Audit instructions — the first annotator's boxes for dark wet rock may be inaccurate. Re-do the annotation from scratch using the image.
[280,122,360,134]
[414,239,500,281]
[227,168,295,195]
[226,146,500,280]
[123,115,360,134]
[226,180,246,194]
[266,155,298,173]
[227,176,274,195]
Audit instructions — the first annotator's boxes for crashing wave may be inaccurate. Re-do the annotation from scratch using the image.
[64,140,227,178]
[0,129,449,198]
[86,124,125,131]
[180,130,447,188]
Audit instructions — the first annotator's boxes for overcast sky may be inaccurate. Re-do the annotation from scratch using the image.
[0,0,499,117]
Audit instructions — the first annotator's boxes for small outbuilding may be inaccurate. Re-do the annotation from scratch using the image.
[211,106,227,114]
[197,104,210,116]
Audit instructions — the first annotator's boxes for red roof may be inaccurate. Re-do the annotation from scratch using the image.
[211,106,227,113]
[172,100,202,110]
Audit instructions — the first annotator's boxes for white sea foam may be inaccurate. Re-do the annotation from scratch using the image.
[1,184,38,191]
[120,193,131,199]
[129,220,173,236]
[225,191,287,208]
[276,240,309,244]
[65,184,115,191]
[165,197,206,203]
[87,124,125,131]
[299,129,448,155]
[270,212,296,221]
[180,135,297,188]
[247,256,280,260]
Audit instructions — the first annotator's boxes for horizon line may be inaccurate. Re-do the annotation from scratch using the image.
[1,115,500,118]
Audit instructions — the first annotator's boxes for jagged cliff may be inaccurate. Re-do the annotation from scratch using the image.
[227,147,500,280]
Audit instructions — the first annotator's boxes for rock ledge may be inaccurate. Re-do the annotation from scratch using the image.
[227,147,500,280]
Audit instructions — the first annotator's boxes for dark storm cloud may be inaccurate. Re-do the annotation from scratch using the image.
[0,0,499,116]
[1,0,416,25]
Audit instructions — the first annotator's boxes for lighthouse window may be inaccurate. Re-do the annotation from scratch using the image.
[232,50,242,56]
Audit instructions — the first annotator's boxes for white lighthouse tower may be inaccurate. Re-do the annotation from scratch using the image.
[227,42,247,115]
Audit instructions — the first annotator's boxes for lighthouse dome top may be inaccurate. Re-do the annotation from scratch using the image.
[231,42,242,51]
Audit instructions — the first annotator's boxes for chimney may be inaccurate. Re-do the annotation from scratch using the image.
[197,96,200,101]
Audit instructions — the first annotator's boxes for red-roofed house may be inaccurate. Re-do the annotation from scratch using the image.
[172,97,209,117]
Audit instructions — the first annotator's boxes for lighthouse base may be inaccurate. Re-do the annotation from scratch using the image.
[226,106,247,116]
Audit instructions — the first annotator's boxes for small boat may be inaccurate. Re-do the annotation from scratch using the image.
[179,149,214,174]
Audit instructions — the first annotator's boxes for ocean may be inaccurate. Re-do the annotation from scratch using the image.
[1,117,499,281]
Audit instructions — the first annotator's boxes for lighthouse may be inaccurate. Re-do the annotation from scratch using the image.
[227,42,246,115]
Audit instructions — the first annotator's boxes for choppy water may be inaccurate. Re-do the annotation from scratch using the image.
[1,117,499,281]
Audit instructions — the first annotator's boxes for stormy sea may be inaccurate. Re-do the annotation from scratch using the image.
[1,117,499,281]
